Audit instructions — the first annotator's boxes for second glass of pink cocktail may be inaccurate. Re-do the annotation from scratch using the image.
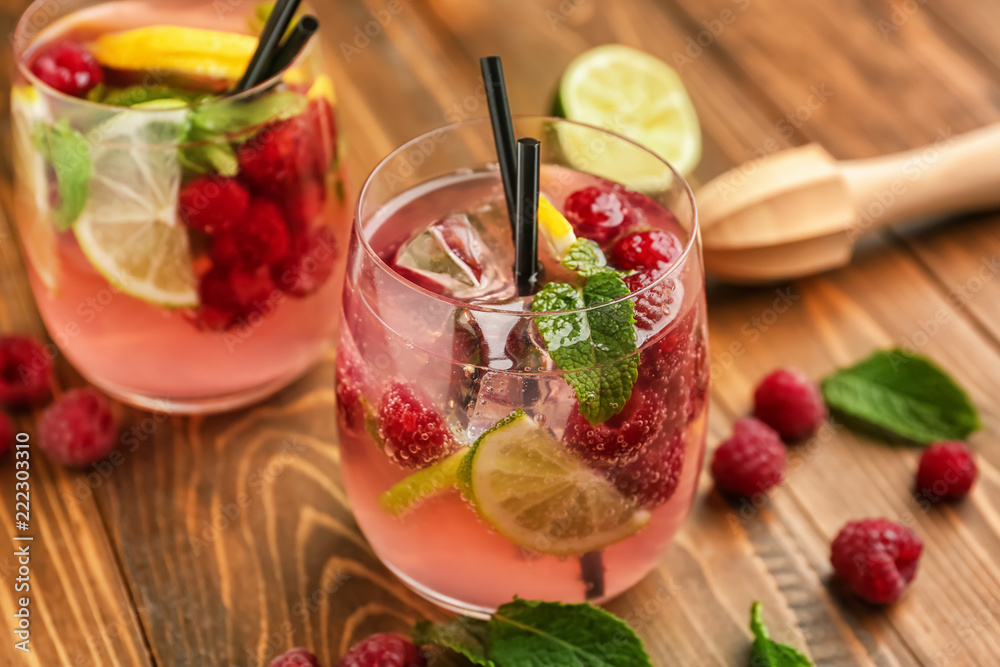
[336,117,708,615]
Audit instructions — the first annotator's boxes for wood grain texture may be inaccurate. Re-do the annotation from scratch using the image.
[1,0,999,665]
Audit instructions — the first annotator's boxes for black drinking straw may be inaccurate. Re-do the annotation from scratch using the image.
[480,56,518,235]
[234,0,302,93]
[265,15,319,79]
[514,138,540,296]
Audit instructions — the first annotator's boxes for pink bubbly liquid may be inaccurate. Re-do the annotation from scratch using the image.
[337,166,708,615]
[15,0,350,412]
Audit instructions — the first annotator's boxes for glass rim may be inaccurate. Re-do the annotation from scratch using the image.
[355,114,700,317]
[12,0,317,114]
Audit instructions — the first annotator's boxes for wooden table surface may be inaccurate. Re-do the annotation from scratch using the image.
[3,0,1000,665]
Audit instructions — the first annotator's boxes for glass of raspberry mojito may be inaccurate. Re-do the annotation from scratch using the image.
[336,116,708,615]
[11,0,348,412]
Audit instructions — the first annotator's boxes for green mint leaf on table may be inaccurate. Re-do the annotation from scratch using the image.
[532,272,638,424]
[413,618,493,666]
[750,602,813,667]
[820,348,980,444]
[561,238,613,277]
[32,119,90,230]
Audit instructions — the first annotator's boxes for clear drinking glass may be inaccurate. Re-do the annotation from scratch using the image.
[336,116,709,616]
[11,0,349,413]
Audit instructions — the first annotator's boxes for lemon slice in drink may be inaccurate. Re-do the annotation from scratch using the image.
[91,26,257,81]
[379,449,467,517]
[74,109,198,308]
[538,195,576,260]
[554,45,701,187]
[461,411,648,557]
[11,86,59,291]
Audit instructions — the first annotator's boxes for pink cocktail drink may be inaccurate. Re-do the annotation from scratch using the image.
[12,0,348,412]
[337,118,708,615]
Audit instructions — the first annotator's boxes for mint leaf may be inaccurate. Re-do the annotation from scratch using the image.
[750,602,812,667]
[179,121,239,176]
[32,119,90,230]
[561,238,611,277]
[189,90,306,137]
[488,599,651,667]
[820,348,980,444]
[532,271,638,424]
[413,618,493,666]
[101,85,208,107]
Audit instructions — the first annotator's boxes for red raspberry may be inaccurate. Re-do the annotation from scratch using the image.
[271,226,337,297]
[611,433,686,509]
[563,186,638,245]
[199,267,239,311]
[0,412,13,459]
[609,229,683,271]
[237,198,291,266]
[0,335,53,408]
[304,97,338,176]
[30,42,102,97]
[238,118,313,196]
[636,310,694,388]
[710,418,785,497]
[230,265,277,314]
[565,389,665,469]
[270,647,321,667]
[338,633,425,667]
[624,268,675,330]
[179,176,249,234]
[187,306,238,332]
[211,232,243,268]
[37,388,116,466]
[376,381,458,469]
[282,180,326,235]
[753,368,827,441]
[916,441,977,501]
[830,519,923,604]
[335,334,369,434]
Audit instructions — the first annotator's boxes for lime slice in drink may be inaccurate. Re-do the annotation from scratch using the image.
[554,45,701,187]
[74,109,198,308]
[10,85,59,291]
[378,449,467,517]
[91,26,257,81]
[462,411,648,556]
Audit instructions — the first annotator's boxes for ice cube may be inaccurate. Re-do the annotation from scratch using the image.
[392,212,515,301]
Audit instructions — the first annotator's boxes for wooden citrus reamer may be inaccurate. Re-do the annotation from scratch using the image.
[695,124,1000,283]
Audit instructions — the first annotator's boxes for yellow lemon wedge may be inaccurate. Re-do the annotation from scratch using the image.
[538,195,576,259]
[91,26,258,81]
[307,74,337,104]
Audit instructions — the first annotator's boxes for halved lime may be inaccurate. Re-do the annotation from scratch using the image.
[378,449,467,517]
[74,110,198,308]
[463,411,648,556]
[554,45,701,187]
[10,86,59,291]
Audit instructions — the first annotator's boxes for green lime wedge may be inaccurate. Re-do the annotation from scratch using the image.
[379,449,467,517]
[554,44,702,186]
[463,410,648,557]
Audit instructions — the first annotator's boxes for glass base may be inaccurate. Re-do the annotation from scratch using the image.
[81,362,316,415]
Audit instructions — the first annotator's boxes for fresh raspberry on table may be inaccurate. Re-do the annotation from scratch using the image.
[179,176,249,234]
[565,388,666,469]
[611,433,686,509]
[0,335,53,408]
[271,226,338,297]
[30,42,103,97]
[830,518,923,604]
[238,117,313,196]
[37,388,117,466]
[270,647,321,667]
[0,412,14,459]
[710,418,786,497]
[624,268,675,330]
[916,441,977,501]
[563,185,638,246]
[753,368,827,441]
[376,381,458,469]
[338,633,426,667]
[236,198,291,266]
[335,335,369,434]
[609,229,683,271]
